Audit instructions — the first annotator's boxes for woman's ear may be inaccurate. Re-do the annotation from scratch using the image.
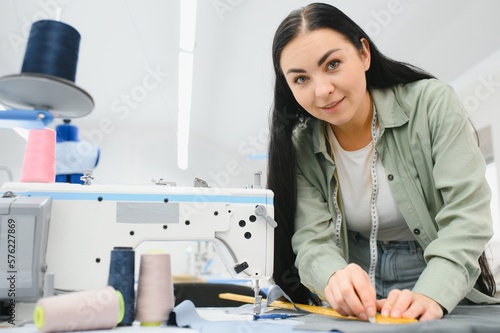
[360,38,371,71]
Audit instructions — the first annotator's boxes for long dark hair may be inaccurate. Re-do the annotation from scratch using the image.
[267,2,495,304]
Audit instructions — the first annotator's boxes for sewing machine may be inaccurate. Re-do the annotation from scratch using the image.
[0,182,275,307]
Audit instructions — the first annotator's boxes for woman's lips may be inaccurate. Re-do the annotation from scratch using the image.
[320,97,344,114]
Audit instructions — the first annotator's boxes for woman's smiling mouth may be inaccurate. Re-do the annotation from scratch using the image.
[320,97,344,113]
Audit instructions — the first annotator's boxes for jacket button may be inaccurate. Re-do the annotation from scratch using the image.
[388,174,394,181]
[413,228,420,235]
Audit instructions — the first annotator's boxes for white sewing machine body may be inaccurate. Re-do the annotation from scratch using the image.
[0,182,275,301]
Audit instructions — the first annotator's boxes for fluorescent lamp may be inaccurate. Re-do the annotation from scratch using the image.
[179,0,197,52]
[177,51,194,170]
[177,0,197,170]
[178,51,194,111]
[177,110,190,170]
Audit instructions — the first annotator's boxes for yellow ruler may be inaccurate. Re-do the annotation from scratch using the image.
[219,292,418,324]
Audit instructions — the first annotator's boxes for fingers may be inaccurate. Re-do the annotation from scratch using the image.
[380,290,444,321]
[352,270,377,319]
[325,268,445,322]
[381,289,412,318]
[324,264,377,321]
[329,271,368,319]
[375,298,386,309]
[325,278,350,316]
[410,293,444,321]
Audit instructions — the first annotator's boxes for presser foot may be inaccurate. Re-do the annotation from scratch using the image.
[253,279,262,314]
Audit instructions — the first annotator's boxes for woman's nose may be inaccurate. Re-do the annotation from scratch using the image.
[315,76,335,99]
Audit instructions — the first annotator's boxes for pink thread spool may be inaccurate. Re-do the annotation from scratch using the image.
[135,252,175,326]
[34,286,124,333]
[20,128,56,182]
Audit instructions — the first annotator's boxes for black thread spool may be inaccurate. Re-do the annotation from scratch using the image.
[108,247,135,326]
[21,20,81,82]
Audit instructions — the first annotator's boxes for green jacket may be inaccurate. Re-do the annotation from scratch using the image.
[291,79,498,313]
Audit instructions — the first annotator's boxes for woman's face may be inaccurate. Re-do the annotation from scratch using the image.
[280,28,371,128]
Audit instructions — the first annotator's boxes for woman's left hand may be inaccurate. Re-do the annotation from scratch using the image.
[377,289,444,321]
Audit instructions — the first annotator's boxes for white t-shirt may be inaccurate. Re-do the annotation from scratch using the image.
[328,125,415,241]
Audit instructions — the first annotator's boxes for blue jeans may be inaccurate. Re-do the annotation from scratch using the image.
[347,231,426,299]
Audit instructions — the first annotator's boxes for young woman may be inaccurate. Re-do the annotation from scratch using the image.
[267,2,498,321]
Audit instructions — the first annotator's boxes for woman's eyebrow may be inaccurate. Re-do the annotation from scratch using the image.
[286,68,306,75]
[317,48,341,67]
[285,48,341,75]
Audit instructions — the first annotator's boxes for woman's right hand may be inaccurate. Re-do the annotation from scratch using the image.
[324,263,377,321]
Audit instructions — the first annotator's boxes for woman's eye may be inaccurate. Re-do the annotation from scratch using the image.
[327,60,340,70]
[294,76,307,84]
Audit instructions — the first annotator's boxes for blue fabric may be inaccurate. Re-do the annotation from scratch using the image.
[170,299,500,333]
[171,300,315,333]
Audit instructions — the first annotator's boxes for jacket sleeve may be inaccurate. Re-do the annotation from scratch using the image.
[410,81,495,312]
[291,127,348,299]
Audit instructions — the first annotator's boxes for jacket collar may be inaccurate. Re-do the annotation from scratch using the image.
[311,85,410,155]
[371,85,410,130]
[311,118,330,156]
